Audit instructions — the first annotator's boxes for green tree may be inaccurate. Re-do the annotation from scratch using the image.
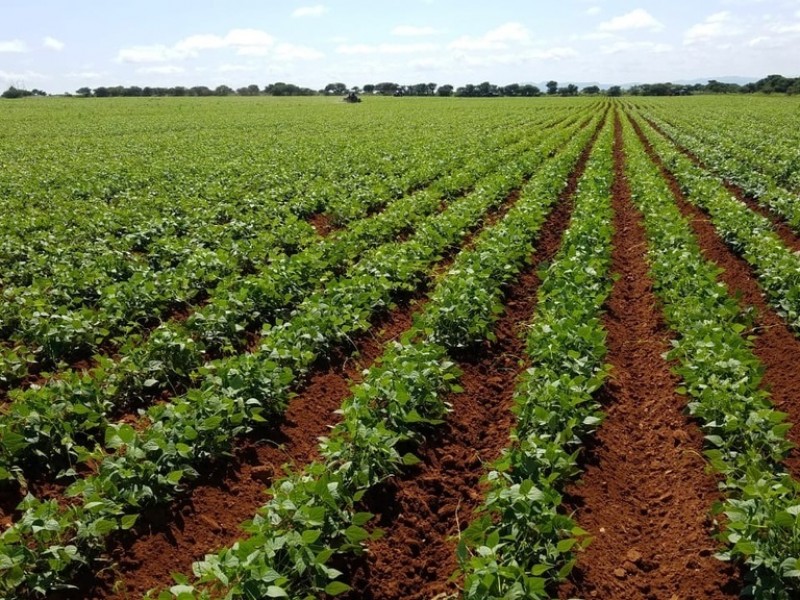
[607,85,622,97]
[546,80,558,95]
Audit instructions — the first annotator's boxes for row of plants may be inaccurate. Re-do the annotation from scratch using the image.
[621,112,800,598]
[144,108,607,600]
[0,111,601,597]
[455,116,614,599]
[634,108,800,233]
[630,112,800,335]
[0,112,589,482]
[0,116,534,380]
[631,97,800,196]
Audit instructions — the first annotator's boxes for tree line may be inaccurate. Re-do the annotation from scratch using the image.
[3,74,800,99]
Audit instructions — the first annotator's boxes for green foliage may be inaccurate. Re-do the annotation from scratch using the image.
[622,111,800,599]
[457,116,615,598]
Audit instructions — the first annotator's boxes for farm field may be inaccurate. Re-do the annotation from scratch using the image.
[1,95,800,599]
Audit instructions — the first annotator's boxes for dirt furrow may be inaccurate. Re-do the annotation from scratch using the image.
[338,114,604,600]
[558,113,741,600]
[628,112,800,478]
[73,169,541,600]
[640,114,800,254]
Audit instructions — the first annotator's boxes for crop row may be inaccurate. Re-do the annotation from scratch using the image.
[0,110,601,597]
[457,114,614,599]
[0,113,589,484]
[0,114,547,383]
[146,108,606,600]
[621,112,800,598]
[633,98,800,195]
[634,108,800,232]
[629,112,800,335]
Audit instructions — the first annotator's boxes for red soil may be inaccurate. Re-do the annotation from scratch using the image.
[338,113,606,600]
[558,112,742,600]
[629,112,800,478]
[307,212,338,237]
[80,297,420,599]
[641,115,800,254]
[79,145,545,599]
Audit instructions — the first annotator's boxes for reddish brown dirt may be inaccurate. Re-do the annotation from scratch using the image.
[307,212,338,237]
[628,111,800,477]
[338,113,606,600]
[79,297,420,600]
[641,114,800,254]
[558,113,742,600]
[79,154,545,600]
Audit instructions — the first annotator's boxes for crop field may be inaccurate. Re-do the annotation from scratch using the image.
[1,94,800,600]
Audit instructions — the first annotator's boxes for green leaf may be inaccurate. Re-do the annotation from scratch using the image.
[121,514,138,530]
[266,585,288,597]
[324,581,351,596]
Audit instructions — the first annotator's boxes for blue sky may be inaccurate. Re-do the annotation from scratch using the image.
[1,0,799,92]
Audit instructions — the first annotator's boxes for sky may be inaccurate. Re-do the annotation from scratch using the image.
[1,0,799,93]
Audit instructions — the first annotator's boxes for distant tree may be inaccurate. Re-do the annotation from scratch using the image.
[607,85,622,97]
[76,86,92,97]
[520,84,541,97]
[582,85,600,95]
[558,84,578,96]
[1,86,31,99]
[477,81,497,96]
[436,84,454,97]
[788,79,800,96]
[546,80,558,95]
[324,82,348,95]
[427,82,437,95]
[173,86,188,97]
[502,83,520,97]
[237,84,260,96]
[190,86,213,96]
[363,84,375,94]
[410,82,429,96]
[93,86,110,98]
[375,82,400,95]
[214,85,234,96]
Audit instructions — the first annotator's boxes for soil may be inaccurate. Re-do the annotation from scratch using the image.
[79,144,546,599]
[628,111,800,477]
[557,112,742,600]
[337,113,606,600]
[308,212,338,237]
[641,115,800,254]
[80,295,421,599]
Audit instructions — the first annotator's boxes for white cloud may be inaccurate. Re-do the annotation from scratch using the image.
[598,9,664,32]
[771,22,800,34]
[118,45,187,63]
[0,39,27,53]
[337,42,437,55]
[66,71,104,79]
[292,5,328,18]
[43,36,65,51]
[217,64,258,73]
[684,12,740,44]
[601,41,672,54]
[136,65,186,75]
[585,6,601,16]
[117,29,323,64]
[392,25,440,36]
[274,42,325,60]
[449,22,530,51]
[0,69,44,80]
